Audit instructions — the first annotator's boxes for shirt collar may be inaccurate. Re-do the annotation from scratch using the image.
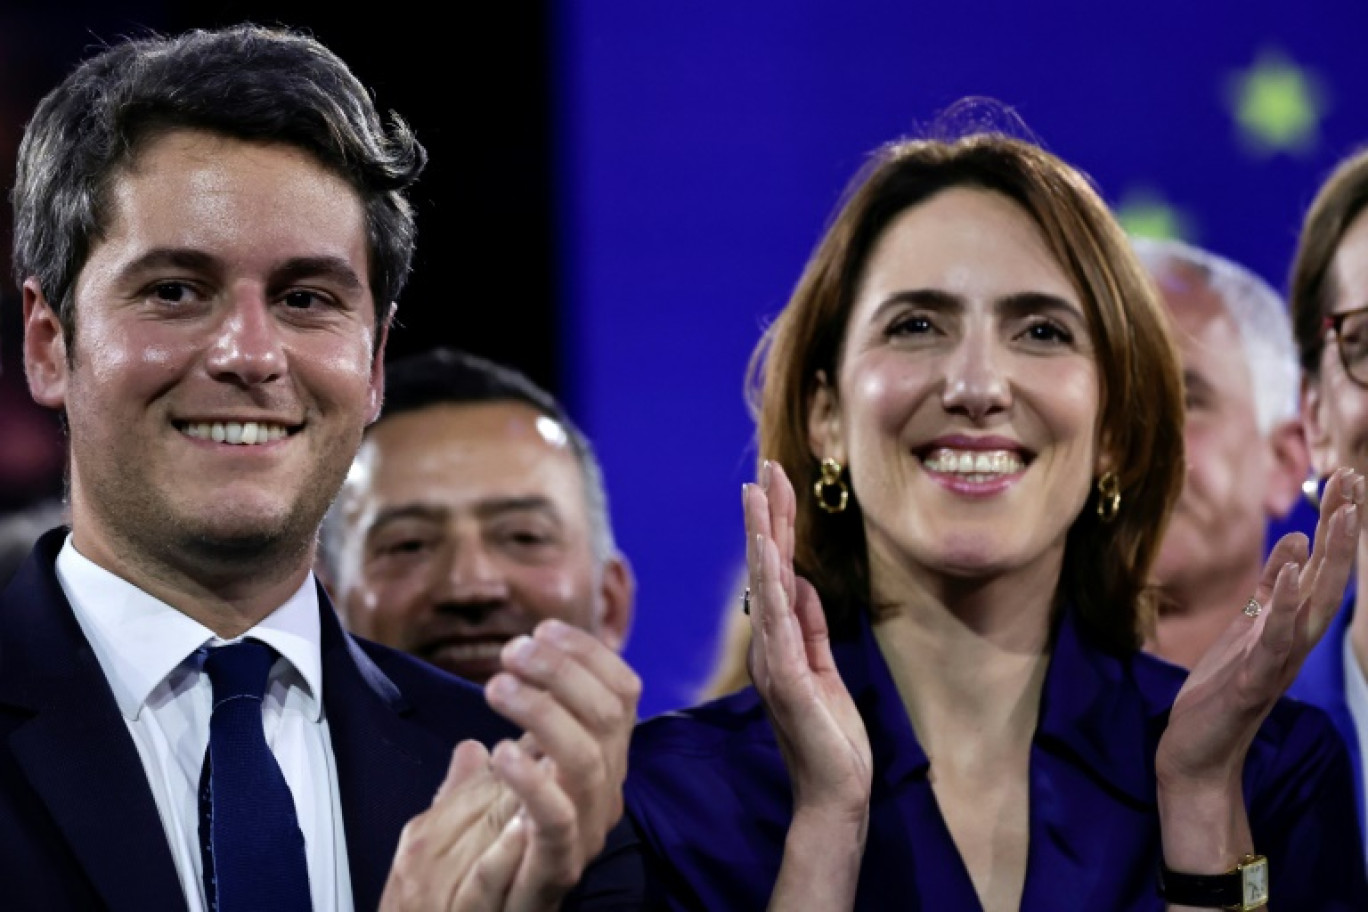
[56,533,325,722]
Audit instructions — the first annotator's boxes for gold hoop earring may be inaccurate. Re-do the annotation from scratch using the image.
[814,458,849,514]
[1096,471,1121,523]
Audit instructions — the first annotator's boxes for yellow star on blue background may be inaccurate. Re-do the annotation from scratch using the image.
[1227,49,1327,156]
[1114,189,1194,242]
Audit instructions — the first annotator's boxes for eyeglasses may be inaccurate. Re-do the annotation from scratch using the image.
[1324,304,1368,390]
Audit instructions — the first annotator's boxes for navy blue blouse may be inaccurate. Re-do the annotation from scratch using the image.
[625,607,1368,910]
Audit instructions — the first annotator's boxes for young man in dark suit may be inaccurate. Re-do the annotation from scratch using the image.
[2,24,640,911]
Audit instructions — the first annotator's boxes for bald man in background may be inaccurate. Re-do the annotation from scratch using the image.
[320,347,634,684]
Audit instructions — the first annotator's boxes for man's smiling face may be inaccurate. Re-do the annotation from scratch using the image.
[24,128,384,573]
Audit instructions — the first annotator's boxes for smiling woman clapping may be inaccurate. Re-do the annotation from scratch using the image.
[624,120,1368,911]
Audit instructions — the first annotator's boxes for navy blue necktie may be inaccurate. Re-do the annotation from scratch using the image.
[198,640,312,911]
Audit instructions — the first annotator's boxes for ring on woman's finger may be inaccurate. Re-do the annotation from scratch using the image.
[1243,597,1263,618]
[742,588,751,615]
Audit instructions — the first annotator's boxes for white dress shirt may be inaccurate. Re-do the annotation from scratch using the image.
[1343,632,1368,869]
[56,535,353,911]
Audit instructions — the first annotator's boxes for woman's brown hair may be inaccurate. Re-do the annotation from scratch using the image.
[1289,146,1368,378]
[746,130,1184,653]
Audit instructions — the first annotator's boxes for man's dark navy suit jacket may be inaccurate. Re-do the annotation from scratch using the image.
[0,529,642,911]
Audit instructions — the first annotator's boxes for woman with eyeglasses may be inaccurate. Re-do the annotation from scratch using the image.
[624,120,1368,911]
[1288,145,1368,868]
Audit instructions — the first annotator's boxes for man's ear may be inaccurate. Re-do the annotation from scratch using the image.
[807,371,845,464]
[1300,375,1335,477]
[594,554,636,653]
[23,278,70,409]
[1263,417,1312,519]
[366,302,395,424]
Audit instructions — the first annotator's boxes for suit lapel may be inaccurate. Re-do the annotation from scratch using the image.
[0,531,187,911]
[318,589,454,911]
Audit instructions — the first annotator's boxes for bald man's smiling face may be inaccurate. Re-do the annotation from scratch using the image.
[331,401,632,683]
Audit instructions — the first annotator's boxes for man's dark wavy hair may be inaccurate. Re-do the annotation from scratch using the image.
[10,22,425,350]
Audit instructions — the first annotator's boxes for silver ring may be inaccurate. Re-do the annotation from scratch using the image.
[1243,597,1263,618]
[742,588,751,615]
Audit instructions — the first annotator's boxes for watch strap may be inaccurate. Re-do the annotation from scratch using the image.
[1156,854,1267,910]
[1157,864,1242,906]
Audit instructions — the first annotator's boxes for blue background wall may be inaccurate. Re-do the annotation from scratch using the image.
[553,2,1368,716]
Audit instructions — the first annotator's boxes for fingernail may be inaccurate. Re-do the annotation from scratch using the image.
[505,635,537,666]
[492,739,525,771]
[760,460,772,491]
[538,618,573,645]
[1346,503,1359,538]
[1355,475,1365,503]
[487,674,520,703]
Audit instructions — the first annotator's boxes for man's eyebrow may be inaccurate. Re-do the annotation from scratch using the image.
[367,503,448,532]
[271,256,365,293]
[119,247,217,278]
[475,496,560,520]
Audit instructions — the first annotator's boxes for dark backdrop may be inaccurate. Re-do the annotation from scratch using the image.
[161,2,559,386]
[1,1,558,384]
[0,0,557,511]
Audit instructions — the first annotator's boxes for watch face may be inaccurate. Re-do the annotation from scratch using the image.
[1241,856,1269,908]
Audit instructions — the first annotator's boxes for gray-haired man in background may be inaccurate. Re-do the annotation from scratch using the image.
[1135,237,1310,668]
